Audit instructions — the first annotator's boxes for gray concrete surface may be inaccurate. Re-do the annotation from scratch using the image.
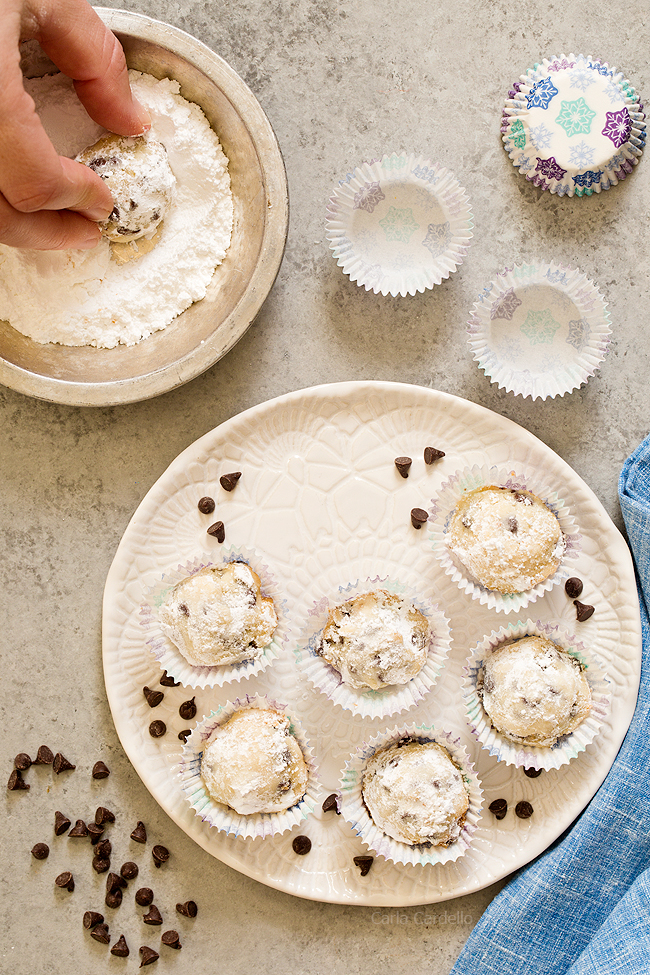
[2,1,649,972]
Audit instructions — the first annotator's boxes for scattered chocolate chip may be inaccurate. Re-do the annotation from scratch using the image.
[136,888,154,908]
[55,870,75,891]
[14,752,32,771]
[7,768,29,791]
[31,842,49,860]
[69,819,89,838]
[292,835,311,856]
[220,472,242,492]
[515,800,534,819]
[139,946,159,967]
[353,855,374,876]
[143,905,163,925]
[34,744,54,765]
[92,856,111,874]
[91,923,111,945]
[178,730,191,743]
[523,767,543,778]
[160,671,180,688]
[95,806,115,826]
[424,446,445,464]
[175,901,197,918]
[106,889,123,909]
[87,822,105,844]
[83,911,104,929]
[565,577,584,599]
[53,752,75,774]
[197,496,215,514]
[121,861,139,881]
[507,516,518,534]
[152,845,169,868]
[131,822,147,844]
[92,760,110,779]
[107,872,127,894]
[161,930,181,949]
[54,811,71,835]
[143,686,164,708]
[488,798,508,820]
[574,600,595,622]
[111,935,130,957]
[394,456,412,478]
[95,838,112,859]
[178,698,196,721]
[410,507,429,529]
[148,720,166,739]
[207,520,225,542]
[321,793,340,814]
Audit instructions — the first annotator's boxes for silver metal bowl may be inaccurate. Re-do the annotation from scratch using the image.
[0,8,288,406]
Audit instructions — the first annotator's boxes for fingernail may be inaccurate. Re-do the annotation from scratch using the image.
[77,228,102,249]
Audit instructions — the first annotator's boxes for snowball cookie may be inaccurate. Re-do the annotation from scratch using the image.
[76,133,176,241]
[480,635,592,747]
[200,708,309,815]
[448,485,565,594]
[159,562,278,667]
[362,738,469,846]
[317,590,430,690]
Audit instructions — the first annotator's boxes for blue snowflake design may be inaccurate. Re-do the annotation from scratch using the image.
[526,77,559,110]
[592,62,612,77]
[566,319,590,350]
[604,80,624,104]
[573,170,603,187]
[545,269,568,286]
[555,183,571,196]
[570,68,595,93]
[518,155,533,172]
[530,123,553,150]
[412,165,440,185]
[568,140,595,168]
[413,187,438,211]
[610,151,626,168]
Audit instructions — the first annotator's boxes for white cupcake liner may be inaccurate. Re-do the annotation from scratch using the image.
[325,152,473,296]
[339,724,483,867]
[501,53,646,197]
[294,576,451,720]
[139,545,288,689]
[177,694,319,839]
[467,263,611,400]
[429,464,580,613]
[463,618,610,770]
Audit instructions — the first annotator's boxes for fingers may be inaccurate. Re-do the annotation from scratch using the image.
[0,191,101,250]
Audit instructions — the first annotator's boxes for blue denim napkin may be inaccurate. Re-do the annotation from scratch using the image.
[450,435,650,975]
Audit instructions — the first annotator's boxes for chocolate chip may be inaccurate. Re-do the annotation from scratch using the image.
[207,520,225,542]
[14,752,32,771]
[143,686,164,708]
[107,872,127,894]
[54,810,71,835]
[152,845,169,868]
[565,577,584,599]
[321,793,340,814]
[83,911,104,929]
[69,819,89,838]
[410,507,429,529]
[292,835,311,855]
[159,671,180,688]
[574,600,595,622]
[220,472,242,492]
[176,901,197,918]
[148,720,166,739]
[507,516,518,533]
[53,752,75,774]
[135,888,154,907]
[111,935,130,957]
[7,768,29,791]
[55,871,74,891]
[34,745,54,765]
[161,930,182,949]
[178,698,196,721]
[121,861,139,881]
[178,730,191,743]
[178,602,189,616]
[31,842,49,860]
[394,456,412,478]
[106,889,123,909]
[91,923,111,945]
[523,767,543,778]
[424,446,445,464]
[515,800,534,819]
[95,806,115,826]
[139,946,159,966]
[92,761,110,779]
[488,798,508,820]
[143,905,163,925]
[92,856,111,874]
[95,838,112,859]
[197,496,215,514]
[131,822,147,844]
[353,855,373,876]
[87,822,105,844]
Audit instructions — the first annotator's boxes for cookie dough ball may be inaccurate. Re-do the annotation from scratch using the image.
[480,635,592,747]
[159,562,278,667]
[362,739,469,846]
[200,708,309,815]
[76,133,176,241]
[317,590,430,690]
[448,485,565,594]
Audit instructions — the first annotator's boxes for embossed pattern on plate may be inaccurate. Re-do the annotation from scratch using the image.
[102,381,642,906]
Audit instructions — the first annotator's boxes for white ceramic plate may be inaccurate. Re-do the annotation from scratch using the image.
[102,381,642,906]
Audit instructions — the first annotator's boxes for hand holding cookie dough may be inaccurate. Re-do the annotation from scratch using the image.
[0,0,150,250]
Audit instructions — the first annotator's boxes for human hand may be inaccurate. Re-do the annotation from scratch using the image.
[0,0,151,250]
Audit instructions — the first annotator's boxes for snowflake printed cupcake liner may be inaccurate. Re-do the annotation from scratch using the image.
[178,694,319,839]
[325,152,473,296]
[501,53,646,197]
[339,724,483,867]
[463,618,610,771]
[467,263,611,400]
[293,575,451,720]
[429,464,580,614]
[139,546,288,689]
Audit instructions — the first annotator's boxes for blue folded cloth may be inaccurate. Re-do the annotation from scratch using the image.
[450,434,650,975]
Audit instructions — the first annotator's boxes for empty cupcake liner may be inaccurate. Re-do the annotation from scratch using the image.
[294,576,451,720]
[140,546,288,689]
[339,724,483,867]
[463,618,610,770]
[467,263,611,400]
[178,694,319,839]
[429,464,580,613]
[325,152,473,296]
[501,53,646,197]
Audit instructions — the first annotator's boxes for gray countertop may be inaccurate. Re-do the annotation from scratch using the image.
[2,1,648,972]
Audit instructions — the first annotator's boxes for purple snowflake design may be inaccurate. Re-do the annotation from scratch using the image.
[490,288,522,321]
[535,156,567,181]
[602,108,632,148]
[572,170,603,188]
[353,181,386,213]
[525,77,559,110]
